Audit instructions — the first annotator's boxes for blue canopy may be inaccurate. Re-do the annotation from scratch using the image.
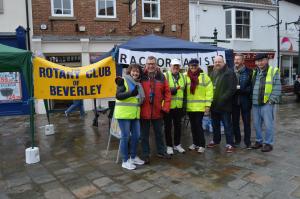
[119,34,229,53]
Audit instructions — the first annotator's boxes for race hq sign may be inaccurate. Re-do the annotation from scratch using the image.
[118,48,226,71]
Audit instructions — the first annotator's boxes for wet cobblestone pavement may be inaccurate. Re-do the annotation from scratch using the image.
[0,96,300,199]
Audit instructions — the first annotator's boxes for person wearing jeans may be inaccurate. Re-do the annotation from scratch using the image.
[207,56,237,153]
[251,53,281,152]
[114,64,145,170]
[65,100,85,117]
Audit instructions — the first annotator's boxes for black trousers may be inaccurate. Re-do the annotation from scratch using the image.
[188,111,205,147]
[232,105,251,146]
[164,108,182,147]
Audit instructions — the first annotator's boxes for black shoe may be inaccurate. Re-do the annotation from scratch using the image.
[245,144,252,150]
[157,153,171,159]
[143,157,150,164]
[251,142,263,149]
[261,144,273,152]
[233,142,241,148]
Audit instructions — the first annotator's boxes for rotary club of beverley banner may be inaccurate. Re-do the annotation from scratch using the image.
[33,56,116,99]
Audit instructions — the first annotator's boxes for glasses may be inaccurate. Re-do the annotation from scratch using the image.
[146,62,156,65]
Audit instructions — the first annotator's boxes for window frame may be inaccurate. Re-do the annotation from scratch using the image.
[51,0,74,17]
[96,0,117,19]
[142,0,161,20]
[225,8,252,41]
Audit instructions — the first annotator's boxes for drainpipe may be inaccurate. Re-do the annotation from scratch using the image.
[25,0,31,50]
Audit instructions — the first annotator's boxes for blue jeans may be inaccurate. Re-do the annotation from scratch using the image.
[252,104,275,145]
[141,119,166,158]
[118,119,140,162]
[65,100,84,116]
[211,111,234,146]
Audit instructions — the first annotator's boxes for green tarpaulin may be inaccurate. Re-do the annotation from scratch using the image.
[0,44,35,148]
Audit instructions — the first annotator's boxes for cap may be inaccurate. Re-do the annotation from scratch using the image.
[255,53,268,61]
[170,59,181,66]
[188,58,199,65]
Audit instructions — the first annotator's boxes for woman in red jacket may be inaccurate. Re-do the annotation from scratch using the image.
[140,56,172,164]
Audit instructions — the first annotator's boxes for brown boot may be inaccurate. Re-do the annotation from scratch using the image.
[261,144,273,152]
[251,142,263,149]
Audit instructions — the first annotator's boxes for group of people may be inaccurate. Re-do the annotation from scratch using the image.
[114,53,281,170]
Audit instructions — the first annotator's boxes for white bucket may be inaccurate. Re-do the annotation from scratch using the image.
[25,147,40,164]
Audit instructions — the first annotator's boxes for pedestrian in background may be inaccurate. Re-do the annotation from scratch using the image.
[65,100,85,117]
[164,59,186,155]
[114,64,145,170]
[140,56,171,164]
[251,53,281,152]
[232,54,253,149]
[207,56,237,153]
[185,59,213,153]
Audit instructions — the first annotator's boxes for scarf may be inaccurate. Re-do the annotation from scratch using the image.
[188,68,201,94]
[124,75,145,104]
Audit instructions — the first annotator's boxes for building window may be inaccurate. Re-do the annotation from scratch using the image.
[225,9,251,39]
[142,0,160,20]
[96,0,116,18]
[51,0,73,17]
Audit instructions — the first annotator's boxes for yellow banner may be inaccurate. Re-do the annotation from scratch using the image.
[33,56,116,99]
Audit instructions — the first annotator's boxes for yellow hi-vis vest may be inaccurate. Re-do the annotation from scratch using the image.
[185,73,213,112]
[164,71,186,109]
[114,79,140,119]
[253,66,279,103]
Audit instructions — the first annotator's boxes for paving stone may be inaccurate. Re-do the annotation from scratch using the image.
[127,179,154,193]
[168,182,198,197]
[291,186,300,198]
[240,183,273,198]
[227,179,248,190]
[119,191,145,199]
[71,184,101,199]
[93,177,114,188]
[5,173,31,188]
[141,187,170,199]
[182,191,211,199]
[264,191,290,199]
[243,172,273,186]
[44,187,75,199]
[40,181,64,192]
[6,183,34,194]
[101,183,126,194]
[0,193,9,199]
[85,171,105,181]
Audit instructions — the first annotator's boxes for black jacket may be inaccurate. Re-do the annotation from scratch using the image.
[210,66,237,112]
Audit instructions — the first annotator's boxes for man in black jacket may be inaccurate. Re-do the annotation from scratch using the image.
[207,56,237,153]
[232,54,252,149]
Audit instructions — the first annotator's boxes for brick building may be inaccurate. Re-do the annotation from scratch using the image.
[31,0,189,113]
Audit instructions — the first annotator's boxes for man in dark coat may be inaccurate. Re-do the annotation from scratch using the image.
[207,56,237,153]
[232,54,253,149]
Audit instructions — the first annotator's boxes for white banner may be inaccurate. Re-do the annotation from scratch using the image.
[118,48,226,71]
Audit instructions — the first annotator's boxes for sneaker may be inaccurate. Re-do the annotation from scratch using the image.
[226,145,234,153]
[65,111,69,117]
[261,144,273,152]
[157,153,171,159]
[130,156,145,165]
[245,145,252,150]
[197,147,205,153]
[174,145,185,153]
[207,141,218,148]
[188,144,198,151]
[166,146,174,155]
[122,160,136,170]
[251,142,263,149]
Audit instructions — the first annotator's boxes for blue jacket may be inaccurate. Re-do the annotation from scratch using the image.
[233,66,252,111]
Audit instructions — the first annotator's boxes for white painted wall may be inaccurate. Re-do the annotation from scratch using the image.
[0,0,28,32]
[189,2,278,65]
[279,1,300,51]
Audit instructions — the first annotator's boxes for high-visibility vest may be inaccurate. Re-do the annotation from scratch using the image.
[253,66,278,103]
[164,71,186,109]
[185,72,213,112]
[114,79,140,119]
